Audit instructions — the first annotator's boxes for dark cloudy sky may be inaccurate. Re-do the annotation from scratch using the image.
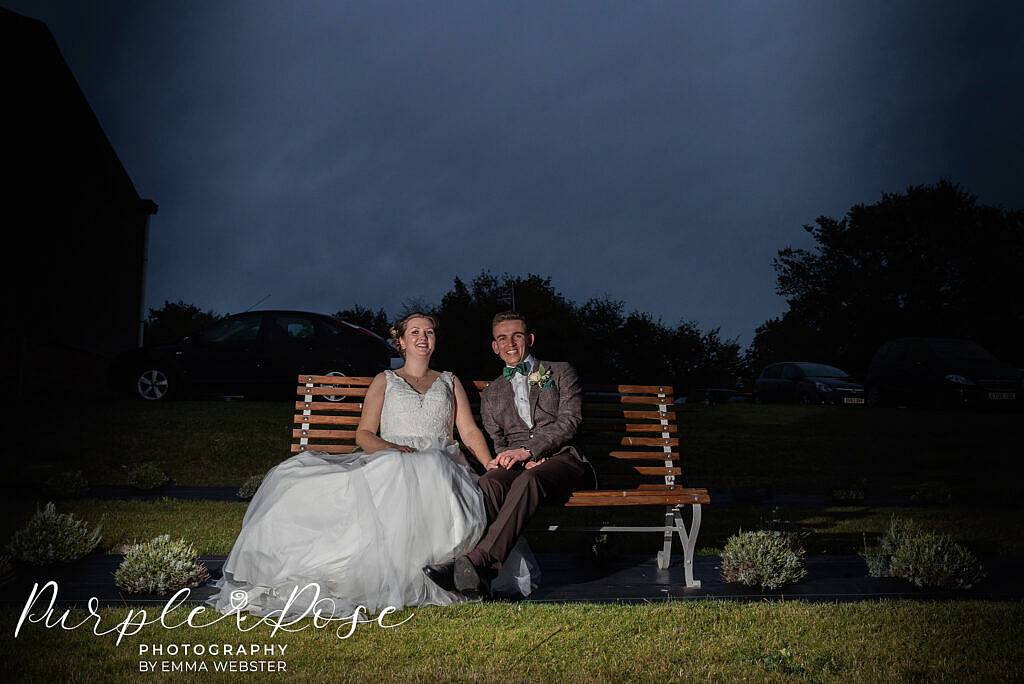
[8,0,1023,343]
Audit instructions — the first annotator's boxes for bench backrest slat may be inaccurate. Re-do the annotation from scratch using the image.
[292,374,683,490]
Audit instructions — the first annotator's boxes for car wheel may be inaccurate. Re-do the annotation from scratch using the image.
[798,393,811,405]
[137,369,173,401]
[321,371,350,402]
[752,393,763,404]
[866,385,885,408]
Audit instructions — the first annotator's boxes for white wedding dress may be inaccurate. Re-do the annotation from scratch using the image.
[208,370,489,618]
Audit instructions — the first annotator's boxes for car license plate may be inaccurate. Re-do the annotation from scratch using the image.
[844,397,865,404]
[988,392,1015,400]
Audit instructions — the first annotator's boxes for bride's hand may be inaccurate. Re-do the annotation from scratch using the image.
[392,443,415,453]
[495,448,532,469]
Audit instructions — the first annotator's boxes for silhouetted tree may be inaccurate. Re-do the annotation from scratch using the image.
[334,305,390,339]
[429,271,741,394]
[749,180,1024,376]
[144,300,221,346]
[430,273,581,378]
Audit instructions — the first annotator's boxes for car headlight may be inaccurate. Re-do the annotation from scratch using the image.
[814,382,832,392]
[944,374,973,385]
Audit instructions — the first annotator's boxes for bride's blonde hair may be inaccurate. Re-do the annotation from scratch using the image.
[390,312,440,359]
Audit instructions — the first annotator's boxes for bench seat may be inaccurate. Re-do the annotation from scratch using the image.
[292,373,709,587]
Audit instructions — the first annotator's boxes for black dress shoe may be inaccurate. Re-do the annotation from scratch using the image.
[422,561,457,592]
[454,555,490,600]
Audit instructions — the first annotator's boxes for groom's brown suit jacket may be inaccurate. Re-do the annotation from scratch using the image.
[479,360,589,466]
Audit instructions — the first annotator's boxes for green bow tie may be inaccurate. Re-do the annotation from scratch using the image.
[503,362,527,380]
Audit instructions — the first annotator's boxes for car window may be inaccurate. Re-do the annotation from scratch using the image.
[762,365,782,379]
[202,314,262,343]
[314,317,364,346]
[799,364,847,377]
[317,317,347,336]
[271,313,316,340]
[316,317,365,341]
[781,365,799,379]
[928,340,997,362]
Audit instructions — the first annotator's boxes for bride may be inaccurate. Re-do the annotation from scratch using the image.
[208,312,494,618]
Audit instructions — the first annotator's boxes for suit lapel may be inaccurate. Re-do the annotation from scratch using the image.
[529,358,544,424]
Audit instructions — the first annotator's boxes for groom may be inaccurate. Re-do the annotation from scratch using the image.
[424,310,593,598]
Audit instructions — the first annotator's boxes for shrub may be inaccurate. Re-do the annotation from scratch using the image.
[864,516,924,577]
[911,481,952,505]
[863,549,891,578]
[889,531,986,590]
[720,530,806,590]
[114,535,210,595]
[864,516,985,589]
[237,474,264,500]
[862,534,891,578]
[881,516,924,552]
[44,470,90,497]
[128,462,169,490]
[7,502,102,565]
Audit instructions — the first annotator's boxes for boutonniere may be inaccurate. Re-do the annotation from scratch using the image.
[528,363,554,391]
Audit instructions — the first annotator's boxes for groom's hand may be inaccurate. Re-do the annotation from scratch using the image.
[495,448,532,469]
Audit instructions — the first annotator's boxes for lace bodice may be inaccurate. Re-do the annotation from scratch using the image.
[379,370,456,450]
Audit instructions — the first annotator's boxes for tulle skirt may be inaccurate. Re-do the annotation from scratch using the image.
[208,438,487,618]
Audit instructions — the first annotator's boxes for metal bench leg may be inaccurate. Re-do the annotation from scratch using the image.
[673,504,702,588]
[656,505,675,569]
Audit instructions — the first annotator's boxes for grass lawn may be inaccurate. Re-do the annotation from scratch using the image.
[2,400,292,487]
[1,400,1020,680]
[678,402,1021,499]
[3,601,1022,681]
[2,399,1020,559]
[4,399,1019,500]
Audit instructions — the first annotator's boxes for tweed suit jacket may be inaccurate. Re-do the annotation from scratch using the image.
[480,359,587,464]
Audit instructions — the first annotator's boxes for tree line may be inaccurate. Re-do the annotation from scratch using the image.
[146,179,1023,390]
[748,180,1023,378]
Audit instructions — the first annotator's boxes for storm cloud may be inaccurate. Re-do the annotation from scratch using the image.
[9,0,1022,342]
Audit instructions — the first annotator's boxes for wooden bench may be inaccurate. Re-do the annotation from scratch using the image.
[291,374,710,588]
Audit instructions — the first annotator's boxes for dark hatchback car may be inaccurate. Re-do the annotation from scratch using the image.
[865,338,1020,408]
[753,362,865,405]
[112,310,394,400]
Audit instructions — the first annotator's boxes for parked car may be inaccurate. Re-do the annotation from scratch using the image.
[753,362,865,405]
[111,310,395,400]
[865,338,1019,408]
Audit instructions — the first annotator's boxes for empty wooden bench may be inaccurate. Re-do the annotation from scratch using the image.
[292,374,710,587]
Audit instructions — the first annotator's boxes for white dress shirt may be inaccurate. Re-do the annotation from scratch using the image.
[508,354,535,428]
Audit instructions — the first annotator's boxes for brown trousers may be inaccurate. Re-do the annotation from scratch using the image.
[473,452,590,568]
